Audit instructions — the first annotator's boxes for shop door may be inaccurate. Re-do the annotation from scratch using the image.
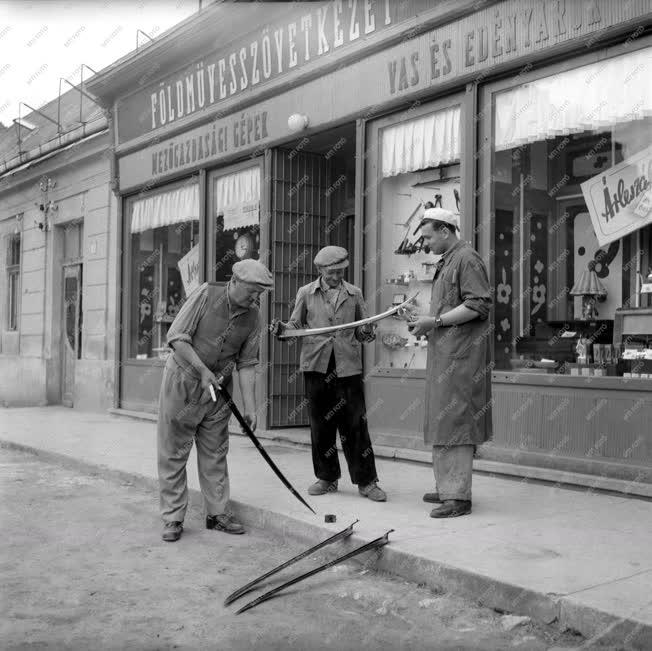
[62,264,82,407]
[268,149,332,427]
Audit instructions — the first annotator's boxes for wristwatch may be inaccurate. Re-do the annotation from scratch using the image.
[434,316,444,328]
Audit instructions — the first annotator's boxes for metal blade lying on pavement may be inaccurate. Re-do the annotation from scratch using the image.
[224,520,358,606]
[210,381,316,515]
[235,530,395,615]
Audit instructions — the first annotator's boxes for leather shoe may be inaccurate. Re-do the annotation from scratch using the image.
[430,500,472,518]
[206,513,245,535]
[162,521,183,542]
[308,479,338,495]
[358,482,387,502]
[423,491,442,504]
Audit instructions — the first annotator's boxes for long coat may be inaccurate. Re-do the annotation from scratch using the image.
[424,241,493,447]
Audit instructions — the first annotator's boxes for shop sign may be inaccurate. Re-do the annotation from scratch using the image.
[149,110,268,177]
[118,0,431,143]
[119,0,650,190]
[178,244,201,295]
[581,144,652,247]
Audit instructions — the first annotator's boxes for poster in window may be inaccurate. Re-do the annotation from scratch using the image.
[178,244,200,296]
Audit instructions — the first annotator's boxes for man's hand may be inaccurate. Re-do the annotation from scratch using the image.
[357,323,376,342]
[269,319,287,338]
[242,412,257,433]
[200,368,218,403]
[407,316,434,338]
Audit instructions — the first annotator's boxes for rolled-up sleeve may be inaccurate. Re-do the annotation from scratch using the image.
[460,254,492,320]
[166,283,208,348]
[236,314,262,369]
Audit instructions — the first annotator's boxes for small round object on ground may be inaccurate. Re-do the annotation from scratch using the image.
[324,514,336,523]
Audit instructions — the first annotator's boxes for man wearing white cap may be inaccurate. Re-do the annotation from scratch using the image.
[407,209,492,518]
[271,246,387,502]
[157,259,273,541]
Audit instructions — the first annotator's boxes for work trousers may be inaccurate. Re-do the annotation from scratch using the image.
[432,444,474,502]
[304,356,378,486]
[157,358,233,523]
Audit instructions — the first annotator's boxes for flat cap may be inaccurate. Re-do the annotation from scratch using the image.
[422,207,460,231]
[314,245,349,269]
[232,259,273,288]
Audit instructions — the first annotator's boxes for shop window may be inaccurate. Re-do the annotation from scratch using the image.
[7,231,21,331]
[127,183,200,360]
[490,47,652,378]
[213,166,261,282]
[377,105,461,370]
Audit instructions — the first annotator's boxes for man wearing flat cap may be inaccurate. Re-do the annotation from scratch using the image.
[407,208,492,518]
[272,246,387,502]
[157,259,273,542]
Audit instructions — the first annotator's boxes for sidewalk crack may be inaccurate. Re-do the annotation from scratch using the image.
[564,568,652,598]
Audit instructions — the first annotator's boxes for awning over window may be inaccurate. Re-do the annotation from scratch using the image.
[382,106,461,178]
[131,184,199,234]
[495,47,652,152]
[215,166,260,231]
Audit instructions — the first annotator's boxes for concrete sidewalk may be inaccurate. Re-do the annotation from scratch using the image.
[1,406,650,648]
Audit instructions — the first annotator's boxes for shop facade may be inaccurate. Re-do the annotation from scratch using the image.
[86,0,652,486]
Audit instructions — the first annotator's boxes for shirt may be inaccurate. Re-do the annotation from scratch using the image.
[166,282,261,378]
[286,279,374,377]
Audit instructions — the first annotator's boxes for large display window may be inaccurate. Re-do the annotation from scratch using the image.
[372,102,463,372]
[126,181,200,360]
[487,46,652,379]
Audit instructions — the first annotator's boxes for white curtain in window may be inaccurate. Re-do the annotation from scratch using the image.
[495,47,652,151]
[131,183,199,234]
[215,167,260,230]
[382,106,461,178]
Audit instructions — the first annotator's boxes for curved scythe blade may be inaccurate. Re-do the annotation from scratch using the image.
[211,381,316,515]
[235,530,394,615]
[224,520,358,606]
[277,294,419,339]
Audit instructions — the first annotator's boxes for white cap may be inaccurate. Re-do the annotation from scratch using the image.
[422,207,460,231]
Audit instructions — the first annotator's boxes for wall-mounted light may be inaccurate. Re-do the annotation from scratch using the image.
[39,177,55,192]
[287,113,309,132]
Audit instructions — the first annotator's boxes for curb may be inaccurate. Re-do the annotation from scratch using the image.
[2,438,650,647]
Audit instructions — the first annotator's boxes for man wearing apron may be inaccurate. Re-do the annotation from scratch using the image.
[408,208,493,518]
[157,259,273,542]
[272,246,387,502]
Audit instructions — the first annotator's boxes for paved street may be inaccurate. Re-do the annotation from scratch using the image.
[0,447,592,651]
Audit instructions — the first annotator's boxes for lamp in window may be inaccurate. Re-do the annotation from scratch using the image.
[570,260,607,320]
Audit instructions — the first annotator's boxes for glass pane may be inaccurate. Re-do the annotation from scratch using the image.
[491,76,652,376]
[213,169,261,282]
[375,165,461,371]
[64,275,77,350]
[8,272,18,330]
[128,218,200,360]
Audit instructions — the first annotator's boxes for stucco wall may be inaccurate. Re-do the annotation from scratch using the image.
[0,132,115,409]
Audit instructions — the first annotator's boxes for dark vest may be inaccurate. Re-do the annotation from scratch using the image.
[187,283,259,379]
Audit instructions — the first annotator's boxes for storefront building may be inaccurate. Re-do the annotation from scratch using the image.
[0,90,115,410]
[86,0,652,489]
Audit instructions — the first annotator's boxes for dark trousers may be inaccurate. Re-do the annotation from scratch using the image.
[304,357,378,486]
